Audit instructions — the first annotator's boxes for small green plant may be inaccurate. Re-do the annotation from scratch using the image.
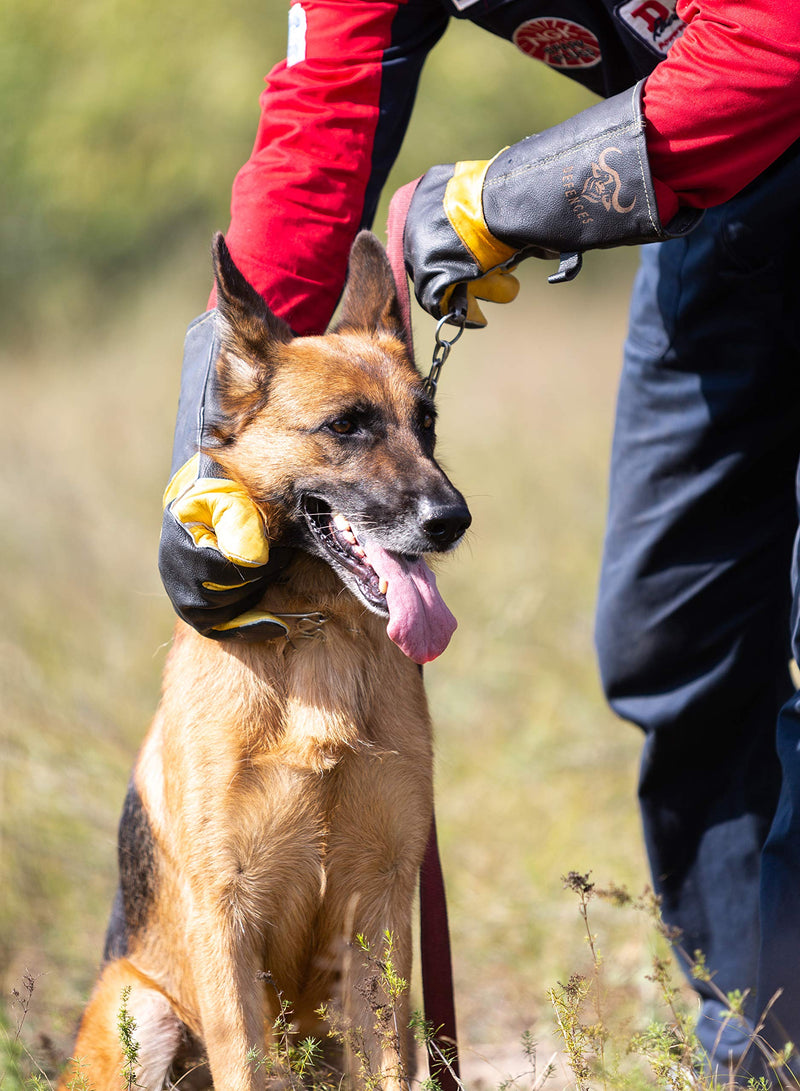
[356,930,410,1088]
[548,972,594,1091]
[116,986,140,1091]
[497,1030,557,1091]
[319,931,416,1091]
[408,1009,460,1091]
[64,1059,93,1091]
[249,971,335,1091]
[553,873,800,1091]
[0,972,54,1091]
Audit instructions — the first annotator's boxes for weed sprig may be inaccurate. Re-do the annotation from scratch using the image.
[553,874,800,1091]
[116,986,139,1091]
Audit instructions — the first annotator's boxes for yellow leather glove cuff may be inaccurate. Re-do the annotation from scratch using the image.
[443,157,517,269]
[442,156,520,327]
[163,454,270,567]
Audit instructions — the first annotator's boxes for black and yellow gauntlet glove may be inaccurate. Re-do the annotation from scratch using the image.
[404,82,701,327]
[158,310,290,640]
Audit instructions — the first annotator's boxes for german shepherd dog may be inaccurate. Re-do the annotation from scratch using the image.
[63,232,470,1091]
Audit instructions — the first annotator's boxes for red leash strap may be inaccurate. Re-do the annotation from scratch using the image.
[386,178,421,366]
[420,816,461,1090]
[386,179,461,1089]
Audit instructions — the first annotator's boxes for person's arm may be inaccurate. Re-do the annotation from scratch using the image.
[404,0,800,323]
[644,0,800,220]
[221,0,448,334]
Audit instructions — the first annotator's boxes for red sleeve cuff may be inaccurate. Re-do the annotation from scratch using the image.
[652,176,680,226]
[641,0,800,209]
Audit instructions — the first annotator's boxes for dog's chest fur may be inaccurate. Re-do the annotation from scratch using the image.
[128,559,434,1005]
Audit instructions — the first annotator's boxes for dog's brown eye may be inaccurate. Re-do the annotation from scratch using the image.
[422,414,434,430]
[330,418,354,435]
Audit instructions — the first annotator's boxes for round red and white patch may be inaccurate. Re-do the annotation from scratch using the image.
[513,17,602,69]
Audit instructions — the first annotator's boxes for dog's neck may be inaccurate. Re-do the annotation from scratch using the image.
[261,554,377,639]
[169,555,411,773]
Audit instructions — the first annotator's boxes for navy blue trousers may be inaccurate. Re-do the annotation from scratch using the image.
[595,143,800,1061]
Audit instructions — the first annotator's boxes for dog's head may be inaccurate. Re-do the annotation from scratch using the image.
[207,231,471,663]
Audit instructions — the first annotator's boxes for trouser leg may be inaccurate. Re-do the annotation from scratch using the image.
[759,462,800,1056]
[596,148,800,1057]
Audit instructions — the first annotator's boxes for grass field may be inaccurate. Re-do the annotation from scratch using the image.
[0,245,692,1087]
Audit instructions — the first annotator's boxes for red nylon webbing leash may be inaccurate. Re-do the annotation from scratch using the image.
[419,817,461,1090]
[386,181,461,1091]
[386,178,420,366]
[387,180,466,399]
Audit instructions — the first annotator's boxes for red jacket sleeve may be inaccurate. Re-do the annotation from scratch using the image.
[642,0,800,215]
[220,0,446,335]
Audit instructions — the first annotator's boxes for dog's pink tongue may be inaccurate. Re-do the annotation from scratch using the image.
[362,542,457,664]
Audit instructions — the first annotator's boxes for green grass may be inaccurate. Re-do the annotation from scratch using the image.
[1,246,691,1087]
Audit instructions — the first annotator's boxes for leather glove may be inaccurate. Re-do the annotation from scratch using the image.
[404,81,702,327]
[158,310,291,640]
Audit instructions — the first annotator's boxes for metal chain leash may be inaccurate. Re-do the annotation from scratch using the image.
[423,311,466,399]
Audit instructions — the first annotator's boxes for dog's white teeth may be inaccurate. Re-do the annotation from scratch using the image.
[379,578,389,596]
[343,530,357,545]
[332,513,351,531]
[353,546,366,558]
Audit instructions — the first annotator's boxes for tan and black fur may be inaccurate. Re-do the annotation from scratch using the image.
[62,232,470,1091]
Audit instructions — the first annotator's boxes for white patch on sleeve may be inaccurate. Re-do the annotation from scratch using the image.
[614,0,685,56]
[287,3,307,67]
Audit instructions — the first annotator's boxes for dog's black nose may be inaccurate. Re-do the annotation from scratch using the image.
[420,500,472,549]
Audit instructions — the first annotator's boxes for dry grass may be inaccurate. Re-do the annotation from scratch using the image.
[419,253,653,1049]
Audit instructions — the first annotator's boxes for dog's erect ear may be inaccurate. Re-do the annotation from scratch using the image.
[211,233,294,420]
[334,231,407,345]
[212,232,293,350]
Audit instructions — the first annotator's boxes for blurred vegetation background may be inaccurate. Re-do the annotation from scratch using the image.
[1,1,674,1085]
[1,0,599,347]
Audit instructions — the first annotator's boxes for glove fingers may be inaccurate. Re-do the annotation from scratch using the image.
[463,293,488,329]
[459,268,521,328]
[470,268,521,304]
[170,479,269,566]
[211,495,270,566]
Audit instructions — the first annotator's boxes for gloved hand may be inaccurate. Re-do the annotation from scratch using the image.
[158,310,291,640]
[404,81,702,327]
